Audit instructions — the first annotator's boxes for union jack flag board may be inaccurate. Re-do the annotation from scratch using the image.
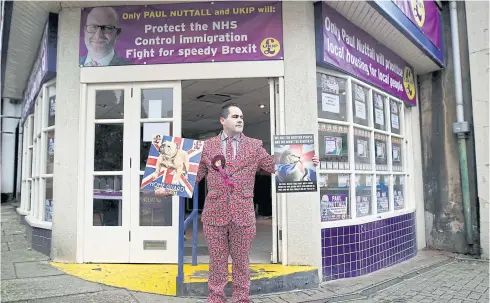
[140,135,204,198]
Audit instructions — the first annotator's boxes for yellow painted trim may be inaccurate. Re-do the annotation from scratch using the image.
[51,262,317,297]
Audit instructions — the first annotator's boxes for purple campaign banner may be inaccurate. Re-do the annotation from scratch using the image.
[79,1,283,67]
[392,0,441,49]
[320,3,417,105]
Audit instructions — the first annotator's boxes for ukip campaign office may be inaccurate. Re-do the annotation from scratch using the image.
[13,0,445,283]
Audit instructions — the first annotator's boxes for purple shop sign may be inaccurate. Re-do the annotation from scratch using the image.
[392,0,441,49]
[79,1,283,67]
[315,3,417,106]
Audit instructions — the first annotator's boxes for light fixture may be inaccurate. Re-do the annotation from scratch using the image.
[259,104,265,108]
[264,111,270,115]
[197,114,204,117]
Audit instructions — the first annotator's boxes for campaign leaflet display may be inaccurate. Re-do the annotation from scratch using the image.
[140,135,204,198]
[274,134,317,193]
[79,1,283,67]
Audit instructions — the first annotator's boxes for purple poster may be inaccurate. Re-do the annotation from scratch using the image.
[79,2,283,67]
[392,0,441,49]
[320,3,417,106]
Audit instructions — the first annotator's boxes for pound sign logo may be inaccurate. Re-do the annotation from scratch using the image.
[260,37,280,57]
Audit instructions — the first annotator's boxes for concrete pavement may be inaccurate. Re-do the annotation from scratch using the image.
[2,202,488,302]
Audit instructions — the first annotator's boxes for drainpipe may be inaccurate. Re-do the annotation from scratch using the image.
[449,0,473,245]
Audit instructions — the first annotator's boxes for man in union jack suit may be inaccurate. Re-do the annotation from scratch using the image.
[159,103,319,303]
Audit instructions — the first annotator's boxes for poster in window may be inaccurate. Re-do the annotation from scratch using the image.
[375,133,388,170]
[317,73,347,121]
[274,134,317,193]
[353,84,368,125]
[391,137,403,172]
[48,96,56,127]
[48,138,55,155]
[376,176,390,213]
[354,128,371,170]
[319,173,350,221]
[45,199,53,222]
[321,194,348,221]
[394,176,405,210]
[390,100,400,134]
[319,123,349,170]
[355,174,372,217]
[373,92,385,129]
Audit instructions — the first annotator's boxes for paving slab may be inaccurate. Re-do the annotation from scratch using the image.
[130,291,203,302]
[0,274,107,302]
[1,261,17,280]
[26,289,139,303]
[15,261,65,279]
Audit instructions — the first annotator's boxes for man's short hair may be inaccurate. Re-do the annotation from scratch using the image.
[220,103,241,119]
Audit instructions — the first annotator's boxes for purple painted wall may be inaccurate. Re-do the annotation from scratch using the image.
[321,212,417,280]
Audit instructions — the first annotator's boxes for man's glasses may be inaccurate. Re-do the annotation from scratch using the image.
[85,25,118,34]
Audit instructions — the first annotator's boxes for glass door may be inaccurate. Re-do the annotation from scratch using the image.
[129,81,182,263]
[84,84,132,263]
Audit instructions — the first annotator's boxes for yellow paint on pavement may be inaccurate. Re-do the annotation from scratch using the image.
[51,262,317,297]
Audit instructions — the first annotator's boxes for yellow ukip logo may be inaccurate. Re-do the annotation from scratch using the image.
[260,38,281,57]
[410,0,425,27]
[403,67,416,101]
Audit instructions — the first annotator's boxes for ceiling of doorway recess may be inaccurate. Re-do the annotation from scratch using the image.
[2,0,442,101]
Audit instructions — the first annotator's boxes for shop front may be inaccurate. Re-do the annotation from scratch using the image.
[14,0,445,289]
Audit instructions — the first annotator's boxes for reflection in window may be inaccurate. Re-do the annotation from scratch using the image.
[317,73,347,121]
[48,95,56,127]
[46,131,55,174]
[141,88,173,119]
[352,84,369,126]
[93,176,123,226]
[45,178,53,222]
[319,123,349,170]
[319,173,350,221]
[354,128,371,171]
[139,191,173,226]
[376,175,390,214]
[94,124,124,171]
[95,90,124,120]
[355,175,372,217]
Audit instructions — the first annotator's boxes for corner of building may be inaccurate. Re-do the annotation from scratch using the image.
[51,7,82,262]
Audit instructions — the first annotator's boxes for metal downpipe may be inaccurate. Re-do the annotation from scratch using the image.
[449,0,473,245]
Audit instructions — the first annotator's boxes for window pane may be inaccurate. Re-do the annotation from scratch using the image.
[45,178,53,222]
[391,137,403,172]
[141,88,173,119]
[48,95,56,127]
[140,122,173,170]
[139,175,172,226]
[355,175,372,217]
[317,73,347,121]
[93,175,123,226]
[319,173,350,221]
[318,123,349,170]
[46,131,55,174]
[390,100,401,134]
[94,124,123,171]
[352,83,369,126]
[374,133,388,171]
[95,90,124,119]
[394,175,405,210]
[376,175,390,213]
[354,128,371,171]
[373,92,386,131]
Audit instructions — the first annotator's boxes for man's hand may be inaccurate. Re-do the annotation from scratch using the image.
[312,155,320,167]
[155,188,175,197]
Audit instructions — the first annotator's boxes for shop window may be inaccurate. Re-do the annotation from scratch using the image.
[19,82,56,226]
[140,88,174,119]
[317,69,411,223]
[94,124,124,171]
[319,173,351,221]
[95,89,125,119]
[93,175,123,226]
[317,73,347,122]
